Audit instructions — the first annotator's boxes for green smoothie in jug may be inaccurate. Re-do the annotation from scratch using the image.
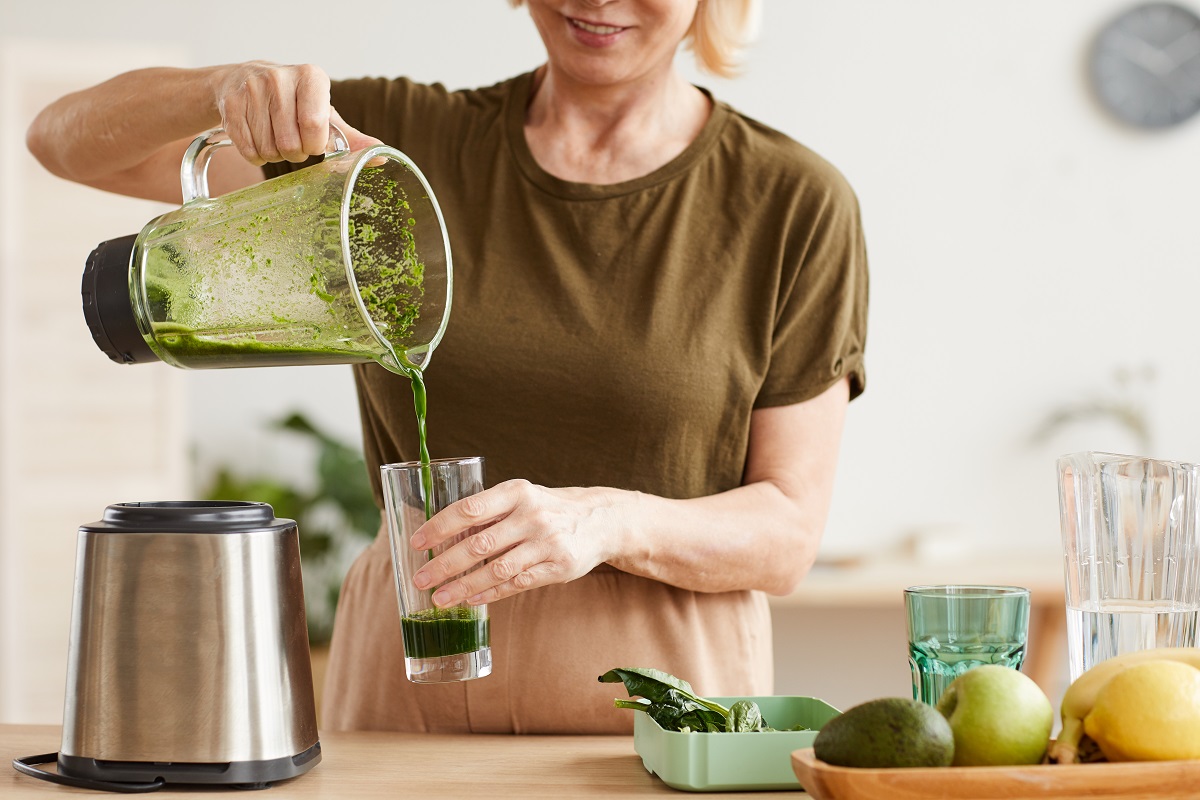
[139,162,436,372]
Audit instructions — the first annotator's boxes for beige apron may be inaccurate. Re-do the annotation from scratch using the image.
[320,529,774,733]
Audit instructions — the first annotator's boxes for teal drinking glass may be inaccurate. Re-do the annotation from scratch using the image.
[905,585,1030,706]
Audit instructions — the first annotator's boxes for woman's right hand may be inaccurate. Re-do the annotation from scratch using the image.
[27,60,380,204]
[209,61,380,166]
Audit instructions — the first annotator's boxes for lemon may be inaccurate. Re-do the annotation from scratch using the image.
[1083,659,1200,761]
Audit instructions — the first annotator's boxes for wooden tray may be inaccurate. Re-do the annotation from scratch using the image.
[791,747,1200,800]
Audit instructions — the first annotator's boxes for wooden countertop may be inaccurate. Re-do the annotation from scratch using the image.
[2,725,807,798]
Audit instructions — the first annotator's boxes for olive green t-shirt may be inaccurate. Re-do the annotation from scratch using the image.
[266,71,868,504]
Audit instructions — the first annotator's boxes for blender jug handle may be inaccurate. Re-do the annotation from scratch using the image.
[180,124,351,203]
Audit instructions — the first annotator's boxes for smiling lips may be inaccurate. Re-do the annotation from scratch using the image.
[568,16,627,38]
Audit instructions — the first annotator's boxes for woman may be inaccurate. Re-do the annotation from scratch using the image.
[27,0,867,733]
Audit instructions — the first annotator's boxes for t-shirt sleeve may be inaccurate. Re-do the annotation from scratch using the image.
[754,170,869,408]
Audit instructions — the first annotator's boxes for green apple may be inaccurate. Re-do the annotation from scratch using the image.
[935,664,1053,766]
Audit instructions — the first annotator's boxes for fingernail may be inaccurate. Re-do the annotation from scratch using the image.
[413,572,431,589]
[411,534,426,549]
[467,594,484,605]
[433,589,452,606]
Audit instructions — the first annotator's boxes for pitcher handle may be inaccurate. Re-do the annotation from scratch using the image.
[180,123,351,203]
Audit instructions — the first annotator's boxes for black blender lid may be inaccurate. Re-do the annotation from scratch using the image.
[80,501,294,533]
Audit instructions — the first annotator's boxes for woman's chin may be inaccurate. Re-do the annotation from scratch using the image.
[547,55,660,89]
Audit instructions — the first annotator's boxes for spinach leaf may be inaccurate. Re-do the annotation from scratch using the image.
[727,700,764,733]
[599,667,735,733]
[648,690,728,733]
[599,668,699,702]
[599,667,801,734]
[611,693,726,732]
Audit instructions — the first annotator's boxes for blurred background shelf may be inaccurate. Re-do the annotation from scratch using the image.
[770,547,1066,716]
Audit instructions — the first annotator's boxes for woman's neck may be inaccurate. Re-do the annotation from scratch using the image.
[524,63,711,185]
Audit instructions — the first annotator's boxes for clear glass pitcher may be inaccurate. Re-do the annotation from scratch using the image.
[1057,451,1200,679]
[82,127,451,373]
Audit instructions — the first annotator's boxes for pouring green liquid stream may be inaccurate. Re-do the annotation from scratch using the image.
[398,358,434,526]
[137,150,484,661]
[395,352,488,661]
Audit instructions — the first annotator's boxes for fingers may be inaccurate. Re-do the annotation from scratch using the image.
[411,479,534,551]
[217,61,350,165]
[430,543,561,608]
[465,561,560,606]
[413,514,529,592]
[406,480,607,608]
[219,86,266,167]
[294,65,332,156]
[330,108,383,151]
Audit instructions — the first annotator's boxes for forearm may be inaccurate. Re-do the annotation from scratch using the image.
[604,383,850,597]
[27,66,224,182]
[604,480,824,596]
[412,382,849,608]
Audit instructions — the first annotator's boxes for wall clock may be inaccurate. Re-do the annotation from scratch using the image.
[1091,1,1200,128]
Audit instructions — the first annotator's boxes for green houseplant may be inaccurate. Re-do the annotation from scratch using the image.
[202,412,379,645]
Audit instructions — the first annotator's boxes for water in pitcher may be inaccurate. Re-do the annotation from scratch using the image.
[1066,599,1200,678]
[1058,452,1200,681]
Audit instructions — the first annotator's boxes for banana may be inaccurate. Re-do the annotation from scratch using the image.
[1051,647,1200,764]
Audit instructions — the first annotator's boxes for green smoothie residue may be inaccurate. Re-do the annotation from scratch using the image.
[401,606,489,659]
[346,167,425,347]
[139,158,434,373]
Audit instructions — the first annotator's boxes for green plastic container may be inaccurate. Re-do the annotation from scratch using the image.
[632,696,841,792]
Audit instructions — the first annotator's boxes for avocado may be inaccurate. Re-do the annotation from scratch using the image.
[813,697,955,768]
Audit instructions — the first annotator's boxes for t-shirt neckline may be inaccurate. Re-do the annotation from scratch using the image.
[504,70,729,201]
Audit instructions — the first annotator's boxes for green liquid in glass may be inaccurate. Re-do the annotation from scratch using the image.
[401,607,489,659]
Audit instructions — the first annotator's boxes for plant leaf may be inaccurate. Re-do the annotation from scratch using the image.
[644,691,727,733]
[600,667,731,732]
[727,700,764,733]
[598,667,697,702]
[273,412,381,537]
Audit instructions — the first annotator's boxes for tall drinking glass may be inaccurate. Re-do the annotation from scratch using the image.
[381,457,491,683]
[1057,452,1200,681]
[905,585,1030,706]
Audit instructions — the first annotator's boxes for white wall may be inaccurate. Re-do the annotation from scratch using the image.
[9,0,1189,540]
[3,0,1199,715]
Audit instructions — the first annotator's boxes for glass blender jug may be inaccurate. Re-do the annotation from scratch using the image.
[82,126,451,373]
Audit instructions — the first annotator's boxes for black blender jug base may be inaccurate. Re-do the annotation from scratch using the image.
[82,234,160,365]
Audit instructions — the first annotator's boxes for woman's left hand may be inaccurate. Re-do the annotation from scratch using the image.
[409,479,629,607]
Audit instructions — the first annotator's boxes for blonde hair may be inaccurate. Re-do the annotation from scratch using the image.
[506,0,760,78]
